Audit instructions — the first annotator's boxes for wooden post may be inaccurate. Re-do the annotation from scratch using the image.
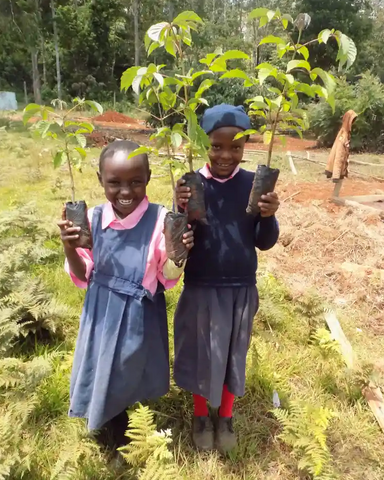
[332,180,343,198]
[23,81,28,105]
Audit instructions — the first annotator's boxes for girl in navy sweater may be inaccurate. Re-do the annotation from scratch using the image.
[175,104,280,453]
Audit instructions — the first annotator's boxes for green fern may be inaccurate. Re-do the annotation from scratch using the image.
[119,404,181,480]
[273,400,336,479]
[295,291,325,333]
[311,328,341,358]
[0,206,75,354]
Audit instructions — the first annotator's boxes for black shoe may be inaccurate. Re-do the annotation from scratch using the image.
[192,416,214,451]
[215,417,237,453]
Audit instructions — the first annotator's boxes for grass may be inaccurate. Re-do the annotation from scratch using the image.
[0,127,384,480]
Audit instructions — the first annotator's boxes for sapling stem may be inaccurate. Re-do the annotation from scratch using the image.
[266,108,281,168]
[65,139,76,203]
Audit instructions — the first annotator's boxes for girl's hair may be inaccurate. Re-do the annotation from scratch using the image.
[99,140,149,172]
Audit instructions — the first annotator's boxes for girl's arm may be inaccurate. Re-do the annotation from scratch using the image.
[254,192,280,250]
[254,215,279,251]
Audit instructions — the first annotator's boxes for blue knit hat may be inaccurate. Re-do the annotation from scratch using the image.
[200,104,251,134]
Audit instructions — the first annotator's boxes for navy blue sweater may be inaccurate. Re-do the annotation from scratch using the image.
[184,168,279,287]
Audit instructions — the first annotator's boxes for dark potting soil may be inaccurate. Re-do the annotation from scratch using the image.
[183,172,208,224]
[247,165,280,216]
[65,201,93,249]
[164,212,189,264]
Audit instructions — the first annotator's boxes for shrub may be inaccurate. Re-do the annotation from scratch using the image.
[309,72,384,152]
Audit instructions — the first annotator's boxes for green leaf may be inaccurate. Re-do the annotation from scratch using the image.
[147,22,169,42]
[298,45,309,61]
[171,132,183,149]
[249,110,266,118]
[312,85,328,99]
[220,69,251,83]
[189,97,209,108]
[259,35,286,46]
[148,41,160,56]
[209,58,227,72]
[248,95,268,109]
[36,120,52,138]
[153,72,164,87]
[132,75,143,95]
[295,82,315,97]
[53,151,65,169]
[256,62,275,71]
[263,131,272,145]
[336,33,357,70]
[85,100,103,114]
[318,29,332,44]
[165,37,177,57]
[173,11,203,25]
[281,14,294,29]
[78,122,94,133]
[258,67,276,85]
[327,93,336,113]
[75,134,86,148]
[249,7,269,19]
[221,50,249,61]
[273,96,283,108]
[291,126,303,139]
[199,52,219,66]
[267,10,276,21]
[234,129,257,139]
[311,68,336,93]
[287,60,311,72]
[75,147,87,160]
[191,70,212,81]
[23,104,41,125]
[120,67,140,90]
[185,107,198,141]
[127,146,152,159]
[195,78,215,98]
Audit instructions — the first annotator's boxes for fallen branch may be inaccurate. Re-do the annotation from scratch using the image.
[282,191,301,203]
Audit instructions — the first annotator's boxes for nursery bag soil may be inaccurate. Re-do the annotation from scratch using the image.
[164,211,189,264]
[183,172,208,224]
[246,165,280,216]
[65,200,93,249]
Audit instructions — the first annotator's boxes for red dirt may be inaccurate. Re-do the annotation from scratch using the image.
[93,111,150,130]
[246,135,317,152]
[279,179,384,209]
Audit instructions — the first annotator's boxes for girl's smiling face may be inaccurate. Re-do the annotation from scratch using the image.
[208,126,247,178]
[98,150,151,218]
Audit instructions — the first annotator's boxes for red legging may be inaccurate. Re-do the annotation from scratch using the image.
[193,385,234,418]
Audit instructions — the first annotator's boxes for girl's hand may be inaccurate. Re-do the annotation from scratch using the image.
[258,192,280,218]
[183,225,194,251]
[176,178,191,208]
[57,207,80,249]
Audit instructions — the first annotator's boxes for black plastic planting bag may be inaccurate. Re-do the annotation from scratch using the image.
[183,172,208,225]
[65,200,93,249]
[164,212,189,264]
[246,165,280,216]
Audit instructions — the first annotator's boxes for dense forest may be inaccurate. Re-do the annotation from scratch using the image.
[0,0,382,102]
[2,0,384,149]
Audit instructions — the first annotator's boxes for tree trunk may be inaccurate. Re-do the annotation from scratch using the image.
[41,40,47,85]
[133,0,140,66]
[51,0,62,100]
[31,49,42,104]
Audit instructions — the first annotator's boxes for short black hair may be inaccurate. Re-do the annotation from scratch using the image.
[99,140,149,172]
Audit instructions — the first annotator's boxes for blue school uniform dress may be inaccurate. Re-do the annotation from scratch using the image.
[174,167,279,407]
[69,203,169,431]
